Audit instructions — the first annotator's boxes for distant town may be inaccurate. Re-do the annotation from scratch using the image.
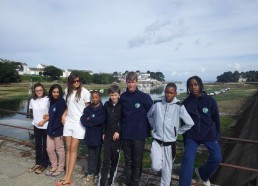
[0,58,164,84]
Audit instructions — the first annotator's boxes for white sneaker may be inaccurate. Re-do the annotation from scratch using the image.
[195,168,211,186]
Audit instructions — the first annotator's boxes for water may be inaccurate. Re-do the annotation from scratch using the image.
[0,83,187,140]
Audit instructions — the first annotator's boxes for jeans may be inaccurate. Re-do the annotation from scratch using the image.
[123,139,145,186]
[179,138,222,186]
[34,126,49,168]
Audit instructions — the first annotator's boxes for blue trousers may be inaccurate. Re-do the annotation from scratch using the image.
[179,138,222,186]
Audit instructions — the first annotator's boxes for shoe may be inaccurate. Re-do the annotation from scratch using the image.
[35,166,47,174]
[51,170,64,177]
[28,164,41,173]
[195,168,211,186]
[45,167,58,176]
[56,179,74,186]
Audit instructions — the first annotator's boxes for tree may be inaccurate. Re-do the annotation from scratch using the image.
[0,62,20,83]
[43,66,63,80]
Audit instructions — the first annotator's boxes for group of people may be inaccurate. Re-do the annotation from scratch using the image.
[27,71,222,186]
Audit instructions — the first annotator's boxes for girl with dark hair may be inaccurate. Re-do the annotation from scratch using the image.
[179,76,222,186]
[45,84,66,177]
[56,74,91,186]
[28,83,49,174]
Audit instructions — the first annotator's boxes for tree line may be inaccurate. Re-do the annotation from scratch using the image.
[216,71,258,82]
[0,62,165,84]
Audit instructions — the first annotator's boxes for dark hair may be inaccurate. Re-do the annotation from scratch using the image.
[91,90,102,97]
[186,76,204,94]
[108,85,121,94]
[165,82,177,91]
[126,71,138,82]
[32,83,47,100]
[48,84,63,102]
[66,73,82,102]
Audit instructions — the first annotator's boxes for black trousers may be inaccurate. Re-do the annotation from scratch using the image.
[99,139,121,186]
[87,145,102,176]
[122,139,145,186]
[34,126,49,168]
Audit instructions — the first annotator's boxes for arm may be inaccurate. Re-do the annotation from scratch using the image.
[87,109,105,126]
[147,104,156,128]
[178,105,195,134]
[80,108,94,128]
[51,99,67,130]
[211,99,221,139]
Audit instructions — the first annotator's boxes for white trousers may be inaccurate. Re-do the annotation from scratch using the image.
[151,140,175,186]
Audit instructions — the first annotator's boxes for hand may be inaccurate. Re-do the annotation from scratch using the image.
[43,114,49,120]
[113,132,119,141]
[61,115,66,125]
[37,121,45,127]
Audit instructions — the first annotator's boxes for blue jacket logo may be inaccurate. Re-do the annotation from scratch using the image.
[202,107,208,113]
[92,114,95,117]
[53,107,56,112]
[135,103,140,108]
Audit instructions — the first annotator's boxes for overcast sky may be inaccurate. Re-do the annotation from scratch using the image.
[1,0,258,81]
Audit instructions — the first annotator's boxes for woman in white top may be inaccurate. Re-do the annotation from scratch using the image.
[56,74,90,186]
[28,83,49,174]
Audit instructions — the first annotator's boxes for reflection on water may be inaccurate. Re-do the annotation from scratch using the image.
[0,83,186,140]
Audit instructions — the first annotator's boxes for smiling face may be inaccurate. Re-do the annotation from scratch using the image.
[34,86,44,98]
[52,88,60,100]
[164,86,177,103]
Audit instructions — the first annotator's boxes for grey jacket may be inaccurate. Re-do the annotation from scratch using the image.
[147,97,194,142]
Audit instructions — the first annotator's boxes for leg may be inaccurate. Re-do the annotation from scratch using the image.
[41,129,49,168]
[160,145,172,186]
[131,140,145,186]
[55,136,65,171]
[198,141,222,181]
[123,140,133,186]
[179,138,199,186]
[61,136,79,184]
[33,126,41,165]
[46,135,58,170]
[99,140,112,186]
[108,140,121,185]
[94,145,102,176]
[87,146,96,175]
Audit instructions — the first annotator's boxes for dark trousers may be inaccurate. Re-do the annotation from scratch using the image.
[99,139,121,186]
[34,126,49,168]
[87,145,102,176]
[122,139,145,186]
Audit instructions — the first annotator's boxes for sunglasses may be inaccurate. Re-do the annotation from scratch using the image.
[73,80,80,83]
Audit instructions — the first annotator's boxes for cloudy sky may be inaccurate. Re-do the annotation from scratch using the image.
[1,0,258,81]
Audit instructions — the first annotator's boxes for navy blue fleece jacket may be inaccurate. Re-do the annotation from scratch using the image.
[120,87,153,140]
[47,98,66,137]
[80,102,105,146]
[182,92,221,141]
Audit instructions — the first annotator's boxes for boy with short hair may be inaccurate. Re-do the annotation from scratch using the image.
[147,82,194,186]
[99,85,123,186]
[120,71,153,186]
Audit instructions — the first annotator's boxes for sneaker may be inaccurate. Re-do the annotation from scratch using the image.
[195,168,211,186]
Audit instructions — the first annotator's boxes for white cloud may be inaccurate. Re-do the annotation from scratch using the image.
[0,0,258,81]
